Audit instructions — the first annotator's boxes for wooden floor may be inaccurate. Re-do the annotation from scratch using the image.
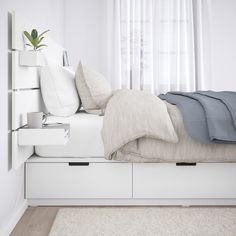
[10,207,59,236]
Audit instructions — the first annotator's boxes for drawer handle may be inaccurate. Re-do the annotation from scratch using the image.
[68,162,89,166]
[176,162,196,166]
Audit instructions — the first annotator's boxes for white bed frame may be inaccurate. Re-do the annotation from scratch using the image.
[11,12,236,206]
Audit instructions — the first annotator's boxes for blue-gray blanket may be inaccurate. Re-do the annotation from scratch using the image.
[159,91,236,144]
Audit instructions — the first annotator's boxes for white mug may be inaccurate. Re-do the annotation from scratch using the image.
[27,112,47,128]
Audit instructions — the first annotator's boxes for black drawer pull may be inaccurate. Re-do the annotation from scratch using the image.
[68,162,89,166]
[176,162,196,166]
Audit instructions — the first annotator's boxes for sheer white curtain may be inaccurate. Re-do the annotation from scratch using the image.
[106,0,207,94]
[193,0,212,90]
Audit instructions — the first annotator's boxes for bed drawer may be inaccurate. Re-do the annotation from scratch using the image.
[26,162,132,199]
[133,163,236,199]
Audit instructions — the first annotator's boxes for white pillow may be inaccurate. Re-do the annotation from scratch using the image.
[75,62,112,114]
[40,63,81,116]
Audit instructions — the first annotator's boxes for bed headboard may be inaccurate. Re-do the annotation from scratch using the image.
[11,12,65,169]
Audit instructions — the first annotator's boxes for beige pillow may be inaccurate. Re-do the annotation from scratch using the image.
[75,62,112,114]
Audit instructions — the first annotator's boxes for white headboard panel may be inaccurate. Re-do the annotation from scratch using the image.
[12,90,43,130]
[12,11,32,50]
[12,11,64,65]
[12,51,39,89]
[11,11,65,169]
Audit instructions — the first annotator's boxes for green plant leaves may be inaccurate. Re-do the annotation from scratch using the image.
[38,30,50,38]
[23,29,50,51]
[36,44,47,49]
[31,29,38,39]
[25,43,33,48]
[24,31,33,43]
[37,37,44,45]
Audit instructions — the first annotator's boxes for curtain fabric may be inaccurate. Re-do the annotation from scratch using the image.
[106,0,209,94]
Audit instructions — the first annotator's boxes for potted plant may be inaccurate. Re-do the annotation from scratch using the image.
[20,29,50,66]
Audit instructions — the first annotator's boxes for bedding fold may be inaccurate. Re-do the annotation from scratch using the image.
[102,89,178,160]
[159,91,236,144]
[102,89,236,162]
[197,91,236,128]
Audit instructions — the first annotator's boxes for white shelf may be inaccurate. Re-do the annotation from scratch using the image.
[18,123,70,146]
[19,50,44,67]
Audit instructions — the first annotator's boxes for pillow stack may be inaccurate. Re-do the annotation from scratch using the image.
[40,60,112,117]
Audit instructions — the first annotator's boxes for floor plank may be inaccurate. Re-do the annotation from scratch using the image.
[10,207,59,236]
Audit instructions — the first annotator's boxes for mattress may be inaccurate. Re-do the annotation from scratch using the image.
[35,112,104,157]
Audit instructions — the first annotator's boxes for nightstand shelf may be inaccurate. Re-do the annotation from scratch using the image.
[19,51,45,67]
[18,123,70,146]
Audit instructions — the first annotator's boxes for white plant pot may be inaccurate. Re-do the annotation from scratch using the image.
[19,50,44,67]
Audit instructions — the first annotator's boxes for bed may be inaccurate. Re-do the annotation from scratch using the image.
[35,101,236,163]
[11,12,236,206]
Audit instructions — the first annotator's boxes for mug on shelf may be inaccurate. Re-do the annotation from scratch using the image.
[27,112,47,128]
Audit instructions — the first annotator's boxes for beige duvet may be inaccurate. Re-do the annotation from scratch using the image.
[102,89,236,162]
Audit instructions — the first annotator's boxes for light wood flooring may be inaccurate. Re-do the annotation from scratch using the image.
[10,207,59,236]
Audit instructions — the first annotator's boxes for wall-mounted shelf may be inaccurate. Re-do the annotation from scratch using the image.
[19,50,44,67]
[18,123,70,146]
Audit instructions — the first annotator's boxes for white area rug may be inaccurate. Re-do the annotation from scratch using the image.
[49,207,236,236]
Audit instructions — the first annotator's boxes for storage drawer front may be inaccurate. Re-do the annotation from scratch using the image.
[26,163,132,199]
[133,163,236,198]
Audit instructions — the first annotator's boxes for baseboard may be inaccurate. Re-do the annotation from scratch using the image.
[1,199,28,236]
[27,198,236,206]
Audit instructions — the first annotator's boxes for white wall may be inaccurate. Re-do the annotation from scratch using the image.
[64,0,107,75]
[209,0,236,91]
[0,0,64,234]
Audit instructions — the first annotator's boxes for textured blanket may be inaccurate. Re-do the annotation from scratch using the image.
[102,90,236,162]
[102,89,178,160]
[159,91,236,144]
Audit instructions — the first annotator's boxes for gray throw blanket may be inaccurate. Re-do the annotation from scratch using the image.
[159,91,236,144]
